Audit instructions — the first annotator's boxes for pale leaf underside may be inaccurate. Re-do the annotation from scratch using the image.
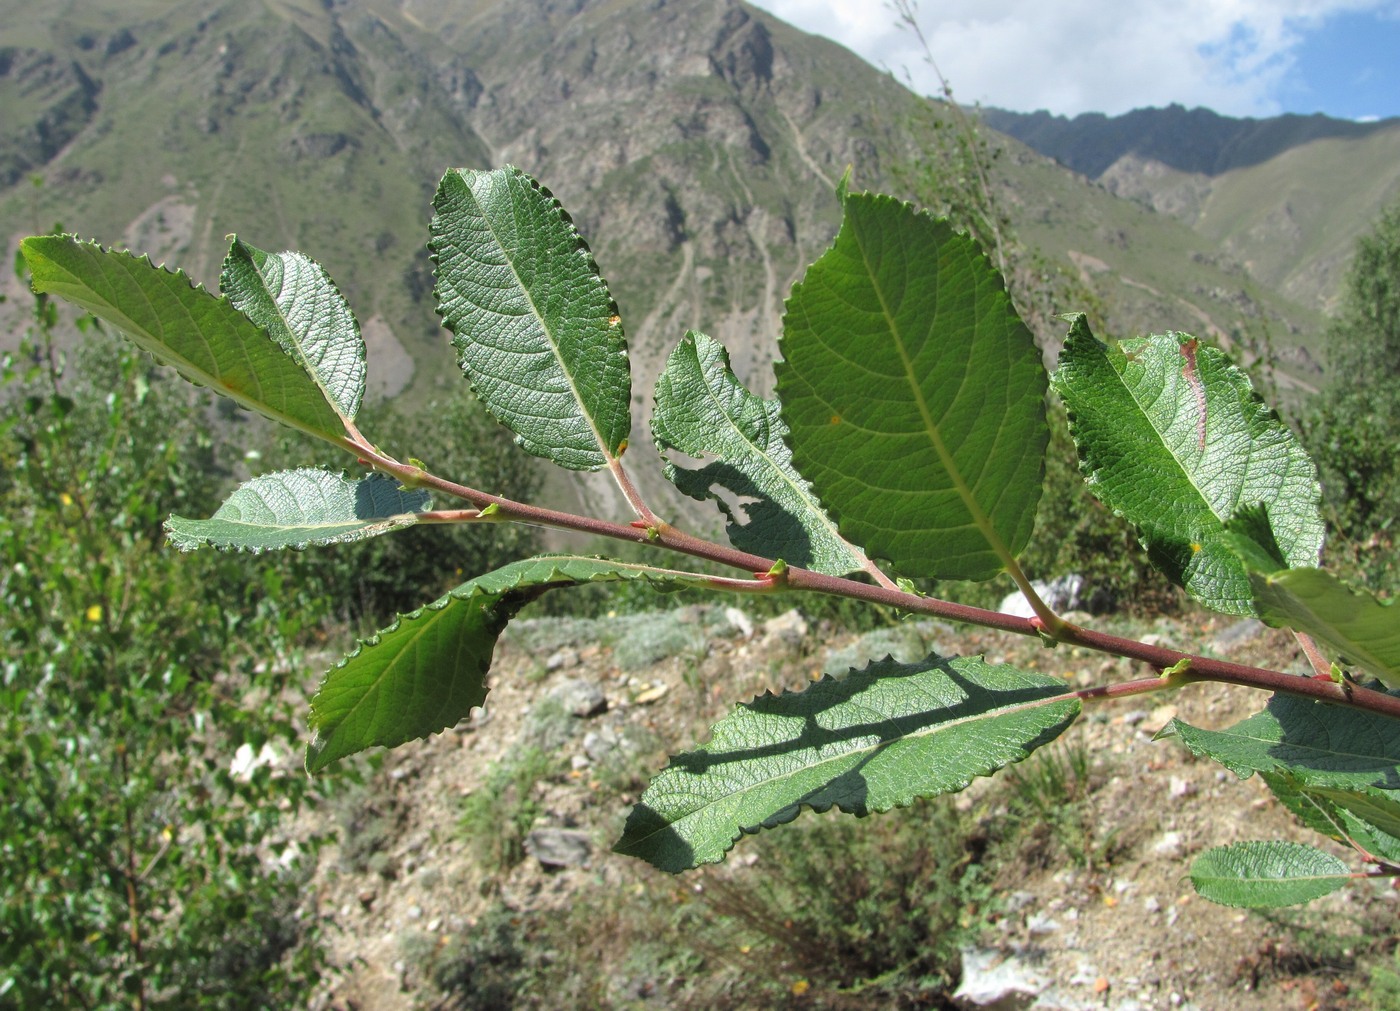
[652,331,868,576]
[615,655,1079,871]
[1191,841,1351,908]
[430,166,630,471]
[19,235,347,443]
[221,238,367,421]
[165,469,431,552]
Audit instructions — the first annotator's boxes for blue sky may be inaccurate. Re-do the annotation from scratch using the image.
[749,1,1400,121]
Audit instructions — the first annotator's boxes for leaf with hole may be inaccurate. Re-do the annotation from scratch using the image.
[652,331,868,575]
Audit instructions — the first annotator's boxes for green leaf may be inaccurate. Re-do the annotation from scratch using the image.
[430,166,630,471]
[1260,773,1400,863]
[652,331,869,576]
[615,655,1078,872]
[1304,784,1400,863]
[1263,771,1353,841]
[1052,316,1324,615]
[306,556,726,772]
[165,470,431,552]
[1190,841,1351,907]
[19,235,347,443]
[1168,694,1400,790]
[220,238,366,421]
[775,191,1047,581]
[1242,566,1400,689]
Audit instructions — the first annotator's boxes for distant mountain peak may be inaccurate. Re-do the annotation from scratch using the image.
[982,103,1400,179]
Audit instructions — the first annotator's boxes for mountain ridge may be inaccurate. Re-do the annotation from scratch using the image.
[982,103,1400,178]
[984,103,1400,312]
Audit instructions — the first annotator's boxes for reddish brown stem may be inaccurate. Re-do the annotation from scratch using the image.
[350,440,1400,723]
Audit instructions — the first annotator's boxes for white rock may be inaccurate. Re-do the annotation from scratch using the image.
[953,946,1047,1009]
[761,608,808,643]
[545,648,579,671]
[723,606,754,639]
[1153,831,1185,859]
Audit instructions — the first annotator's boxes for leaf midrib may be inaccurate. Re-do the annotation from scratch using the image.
[849,213,1007,563]
[461,171,614,462]
[629,681,1077,848]
[685,338,860,571]
[27,239,345,444]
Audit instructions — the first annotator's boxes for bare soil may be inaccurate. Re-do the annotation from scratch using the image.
[304,606,1398,1010]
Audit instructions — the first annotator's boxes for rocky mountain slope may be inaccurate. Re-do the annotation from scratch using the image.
[986,104,1400,313]
[1,0,1341,519]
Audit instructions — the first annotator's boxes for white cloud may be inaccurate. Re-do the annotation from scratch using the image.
[751,0,1389,116]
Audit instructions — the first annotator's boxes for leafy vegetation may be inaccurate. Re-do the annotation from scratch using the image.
[0,295,328,1006]
[404,797,984,1009]
[1307,197,1400,592]
[17,163,1400,921]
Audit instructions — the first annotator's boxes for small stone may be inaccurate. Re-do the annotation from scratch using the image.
[550,678,607,718]
[1153,831,1185,859]
[723,607,754,639]
[407,905,423,920]
[427,918,442,933]
[525,828,592,868]
[1211,618,1263,652]
[761,609,808,644]
[1120,709,1149,726]
[633,683,669,705]
[1143,705,1179,733]
[1169,776,1195,799]
[1005,890,1037,913]
[571,754,591,771]
[1144,896,1161,914]
[546,648,580,671]
[953,946,1048,1008]
[583,727,623,763]
[1026,913,1059,936]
